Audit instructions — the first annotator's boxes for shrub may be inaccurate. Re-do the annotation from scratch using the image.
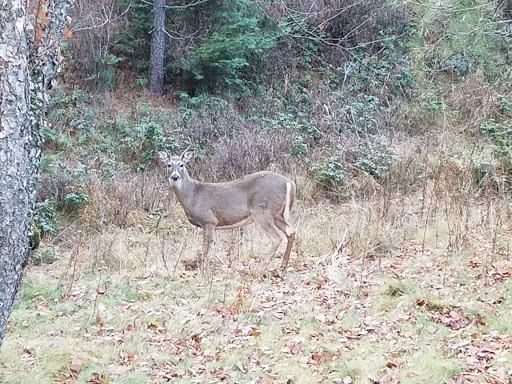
[310,156,347,189]
[411,0,509,82]
[353,138,395,177]
[33,199,58,237]
[31,246,59,265]
[65,192,90,211]
[38,158,87,211]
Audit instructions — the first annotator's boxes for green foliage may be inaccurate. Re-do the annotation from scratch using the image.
[31,246,59,265]
[113,1,152,69]
[21,278,61,302]
[58,96,184,171]
[498,95,512,116]
[65,192,89,206]
[177,0,280,96]
[30,221,41,251]
[34,199,58,237]
[472,152,507,188]
[42,124,58,141]
[310,156,346,187]
[115,104,178,169]
[346,95,386,134]
[263,79,320,154]
[175,90,208,118]
[481,118,512,147]
[353,138,395,177]
[290,134,309,157]
[480,119,512,181]
[477,93,512,188]
[444,53,470,78]
[72,89,89,103]
[40,154,59,175]
[348,30,413,98]
[131,74,149,88]
[70,106,96,145]
[411,0,509,81]
[101,54,123,90]
[279,17,325,69]
[110,281,151,302]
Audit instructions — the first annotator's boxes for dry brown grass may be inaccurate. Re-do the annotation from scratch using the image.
[4,184,512,383]
[82,170,173,228]
[42,127,509,284]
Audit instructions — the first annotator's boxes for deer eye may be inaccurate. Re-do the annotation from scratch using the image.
[180,164,184,168]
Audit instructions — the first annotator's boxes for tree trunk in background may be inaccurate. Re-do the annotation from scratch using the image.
[0,0,72,346]
[149,0,167,95]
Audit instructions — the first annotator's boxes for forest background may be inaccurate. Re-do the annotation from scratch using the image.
[2,0,512,383]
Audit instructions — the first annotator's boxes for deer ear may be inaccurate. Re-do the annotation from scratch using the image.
[157,151,169,163]
[182,150,194,163]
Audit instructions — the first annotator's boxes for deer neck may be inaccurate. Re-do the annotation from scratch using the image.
[171,173,197,211]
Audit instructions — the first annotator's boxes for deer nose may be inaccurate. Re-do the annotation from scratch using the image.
[171,174,180,181]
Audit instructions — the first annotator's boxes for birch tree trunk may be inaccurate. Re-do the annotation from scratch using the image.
[0,0,72,346]
[149,0,167,95]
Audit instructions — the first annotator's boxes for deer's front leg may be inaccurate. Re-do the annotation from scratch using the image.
[201,224,215,276]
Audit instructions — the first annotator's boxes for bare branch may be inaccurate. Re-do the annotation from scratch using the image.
[72,1,133,33]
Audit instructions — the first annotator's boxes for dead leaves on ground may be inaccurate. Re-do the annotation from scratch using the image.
[6,232,512,384]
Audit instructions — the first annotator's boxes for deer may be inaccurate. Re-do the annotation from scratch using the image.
[157,142,296,273]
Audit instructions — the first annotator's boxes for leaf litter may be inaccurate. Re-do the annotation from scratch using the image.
[2,230,512,383]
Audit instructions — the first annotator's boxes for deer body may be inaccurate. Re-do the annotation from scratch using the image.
[158,146,295,272]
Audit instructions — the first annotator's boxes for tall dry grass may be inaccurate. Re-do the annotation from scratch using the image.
[44,125,510,291]
[40,70,512,285]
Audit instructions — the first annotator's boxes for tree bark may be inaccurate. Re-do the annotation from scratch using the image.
[0,0,72,346]
[0,0,33,347]
[149,0,167,95]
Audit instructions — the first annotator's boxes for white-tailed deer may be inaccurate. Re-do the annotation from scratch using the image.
[158,142,295,272]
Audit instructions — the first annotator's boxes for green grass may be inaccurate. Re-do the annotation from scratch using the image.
[402,348,465,384]
[3,202,512,384]
[17,278,61,304]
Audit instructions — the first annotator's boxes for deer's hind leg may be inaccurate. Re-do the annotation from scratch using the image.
[253,212,283,271]
[274,216,295,269]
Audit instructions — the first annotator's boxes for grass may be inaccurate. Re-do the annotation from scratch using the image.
[2,196,512,384]
[3,123,512,383]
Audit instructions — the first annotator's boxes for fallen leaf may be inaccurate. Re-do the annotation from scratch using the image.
[290,343,301,354]
[23,347,35,355]
[310,351,322,362]
[70,356,83,374]
[250,330,262,337]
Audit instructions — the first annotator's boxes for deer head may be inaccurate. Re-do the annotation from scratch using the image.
[157,141,194,185]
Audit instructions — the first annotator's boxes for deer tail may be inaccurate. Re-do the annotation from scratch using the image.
[284,181,294,222]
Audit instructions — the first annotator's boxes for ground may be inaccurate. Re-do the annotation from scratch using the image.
[1,202,512,384]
